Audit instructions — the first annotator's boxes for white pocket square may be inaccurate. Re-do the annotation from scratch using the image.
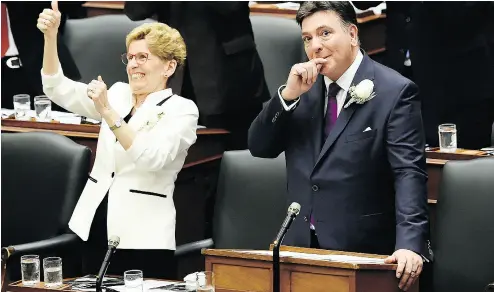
[363,127,372,132]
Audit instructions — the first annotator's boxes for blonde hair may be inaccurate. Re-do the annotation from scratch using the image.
[126,22,186,67]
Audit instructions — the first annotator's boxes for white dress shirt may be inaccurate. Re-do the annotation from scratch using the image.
[278,50,364,117]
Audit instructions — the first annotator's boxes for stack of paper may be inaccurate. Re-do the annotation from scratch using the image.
[237,250,385,264]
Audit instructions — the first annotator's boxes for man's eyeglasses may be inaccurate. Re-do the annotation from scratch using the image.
[121,52,151,65]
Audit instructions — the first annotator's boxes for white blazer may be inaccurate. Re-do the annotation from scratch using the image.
[41,66,199,250]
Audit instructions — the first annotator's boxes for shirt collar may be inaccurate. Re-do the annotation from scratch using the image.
[140,88,173,107]
[324,50,364,92]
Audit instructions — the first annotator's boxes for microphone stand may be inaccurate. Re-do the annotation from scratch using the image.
[96,277,103,292]
[273,239,282,292]
[272,216,291,292]
[96,259,110,292]
[272,203,300,292]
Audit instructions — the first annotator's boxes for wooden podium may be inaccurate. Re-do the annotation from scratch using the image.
[203,246,417,292]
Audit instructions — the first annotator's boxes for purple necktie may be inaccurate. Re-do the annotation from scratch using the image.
[324,82,341,140]
[311,83,340,230]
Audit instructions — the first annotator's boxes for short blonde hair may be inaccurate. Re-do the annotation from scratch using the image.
[126,22,186,67]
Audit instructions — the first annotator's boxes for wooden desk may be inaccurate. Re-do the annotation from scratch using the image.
[203,246,417,292]
[1,119,228,169]
[82,2,386,56]
[1,118,229,278]
[5,278,182,292]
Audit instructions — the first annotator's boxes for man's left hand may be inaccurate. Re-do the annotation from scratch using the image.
[384,249,423,291]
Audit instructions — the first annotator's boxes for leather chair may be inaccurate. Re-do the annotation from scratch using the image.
[175,150,288,255]
[250,15,304,97]
[1,132,91,281]
[63,15,155,86]
[433,157,494,292]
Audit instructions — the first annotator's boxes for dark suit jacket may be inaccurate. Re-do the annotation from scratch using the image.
[249,53,433,260]
[124,1,270,120]
[3,1,81,110]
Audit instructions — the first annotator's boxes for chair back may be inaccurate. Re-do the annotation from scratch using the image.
[212,150,288,249]
[491,121,494,146]
[433,157,494,292]
[63,15,155,86]
[1,132,91,247]
[250,15,304,96]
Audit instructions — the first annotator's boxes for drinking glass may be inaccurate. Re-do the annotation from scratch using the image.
[34,95,52,122]
[43,257,63,287]
[13,94,31,120]
[124,270,143,292]
[438,123,457,153]
[20,255,40,286]
[196,271,215,292]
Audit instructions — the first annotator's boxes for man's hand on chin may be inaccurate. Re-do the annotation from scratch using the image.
[384,249,423,291]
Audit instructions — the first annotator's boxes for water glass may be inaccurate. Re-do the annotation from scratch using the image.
[196,271,215,292]
[438,123,457,153]
[124,270,143,292]
[21,255,40,286]
[34,95,52,122]
[13,94,31,120]
[43,257,63,287]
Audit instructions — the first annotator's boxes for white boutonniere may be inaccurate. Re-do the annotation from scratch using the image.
[139,111,165,131]
[344,79,376,109]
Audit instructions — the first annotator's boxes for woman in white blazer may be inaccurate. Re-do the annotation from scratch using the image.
[37,2,198,279]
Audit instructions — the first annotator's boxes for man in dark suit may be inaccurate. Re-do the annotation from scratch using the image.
[383,2,494,149]
[124,2,271,149]
[249,2,432,291]
[1,1,82,111]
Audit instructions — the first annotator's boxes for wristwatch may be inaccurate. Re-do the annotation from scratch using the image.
[109,118,123,131]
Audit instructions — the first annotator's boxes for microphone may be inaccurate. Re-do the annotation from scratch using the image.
[96,236,120,292]
[273,202,301,246]
[273,202,301,292]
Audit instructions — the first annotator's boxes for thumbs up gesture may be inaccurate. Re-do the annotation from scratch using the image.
[87,76,112,114]
[37,0,62,39]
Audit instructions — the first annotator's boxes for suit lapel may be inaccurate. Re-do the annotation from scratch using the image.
[307,75,326,165]
[313,52,375,169]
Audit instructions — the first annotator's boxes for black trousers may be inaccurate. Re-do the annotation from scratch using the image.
[82,195,177,280]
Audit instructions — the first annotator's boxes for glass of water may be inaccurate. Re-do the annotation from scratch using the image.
[438,123,458,153]
[43,257,63,287]
[124,270,143,292]
[13,94,31,120]
[196,271,215,292]
[21,255,40,286]
[34,95,52,122]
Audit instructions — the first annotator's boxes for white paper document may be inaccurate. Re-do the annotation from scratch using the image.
[107,280,179,292]
[237,250,385,264]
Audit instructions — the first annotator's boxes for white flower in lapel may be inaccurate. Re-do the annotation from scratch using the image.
[344,79,376,109]
[139,110,165,131]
